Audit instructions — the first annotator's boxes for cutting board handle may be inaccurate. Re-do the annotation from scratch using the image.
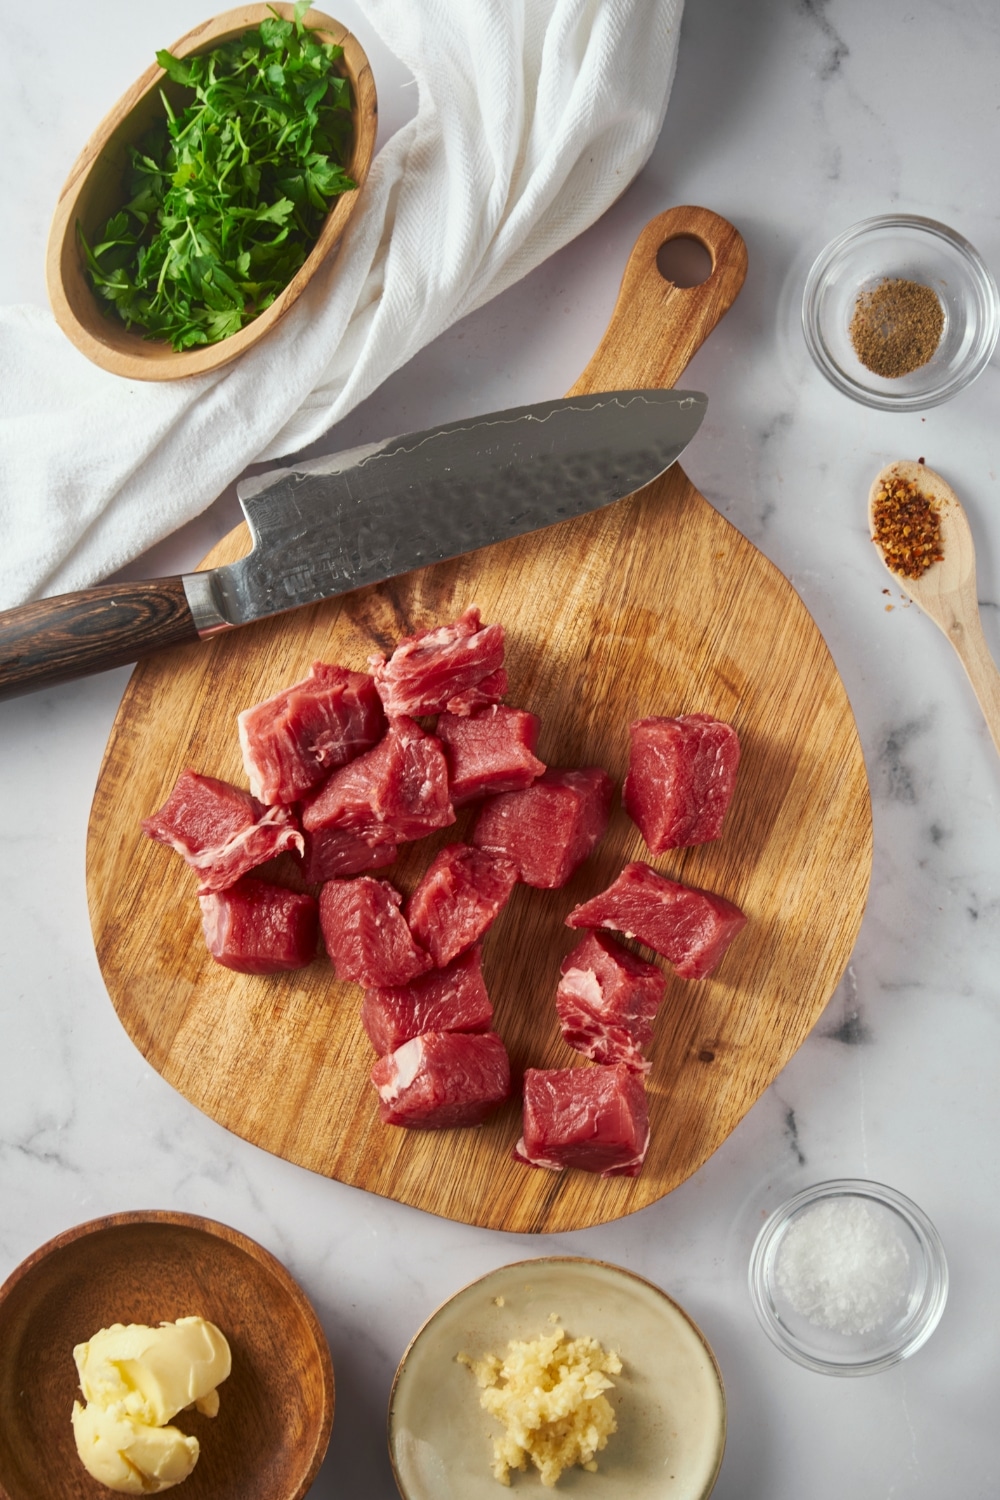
[567,206,748,397]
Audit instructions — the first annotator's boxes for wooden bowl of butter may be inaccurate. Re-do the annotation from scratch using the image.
[0,1210,334,1500]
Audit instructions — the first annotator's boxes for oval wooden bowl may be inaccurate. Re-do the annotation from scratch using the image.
[45,5,377,381]
[0,1211,334,1500]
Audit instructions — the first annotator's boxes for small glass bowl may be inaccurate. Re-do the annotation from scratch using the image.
[802,214,999,410]
[748,1179,948,1376]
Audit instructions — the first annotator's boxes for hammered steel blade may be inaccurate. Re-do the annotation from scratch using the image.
[184,389,707,632]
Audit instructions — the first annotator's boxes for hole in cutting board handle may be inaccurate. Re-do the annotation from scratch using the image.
[656,235,714,288]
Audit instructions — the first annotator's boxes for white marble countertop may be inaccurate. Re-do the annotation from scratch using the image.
[3,2,999,1496]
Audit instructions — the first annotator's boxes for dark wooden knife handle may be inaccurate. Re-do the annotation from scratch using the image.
[0,578,200,702]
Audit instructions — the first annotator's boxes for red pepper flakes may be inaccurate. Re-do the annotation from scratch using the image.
[871,475,944,580]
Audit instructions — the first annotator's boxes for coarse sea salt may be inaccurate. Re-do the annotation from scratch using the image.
[775,1197,911,1336]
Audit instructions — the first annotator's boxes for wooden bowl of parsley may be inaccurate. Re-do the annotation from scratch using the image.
[46,4,377,380]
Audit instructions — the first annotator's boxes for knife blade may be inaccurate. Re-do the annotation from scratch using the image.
[0,388,705,701]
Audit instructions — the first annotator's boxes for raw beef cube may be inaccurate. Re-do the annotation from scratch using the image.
[361,946,492,1054]
[369,606,505,716]
[141,769,304,893]
[301,826,398,882]
[437,705,545,805]
[624,714,740,851]
[319,877,432,987]
[443,668,509,717]
[199,878,318,974]
[238,662,385,805]
[407,844,518,967]
[472,767,613,888]
[371,1030,511,1128]
[142,769,255,853]
[514,1064,650,1177]
[302,717,454,847]
[566,861,746,979]
[556,932,666,1072]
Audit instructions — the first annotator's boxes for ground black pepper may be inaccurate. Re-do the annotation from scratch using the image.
[871,475,944,579]
[850,278,944,378]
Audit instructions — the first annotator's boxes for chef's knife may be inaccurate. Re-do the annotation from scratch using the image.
[0,388,706,701]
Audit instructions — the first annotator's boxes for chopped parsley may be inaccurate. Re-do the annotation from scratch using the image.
[80,1,355,350]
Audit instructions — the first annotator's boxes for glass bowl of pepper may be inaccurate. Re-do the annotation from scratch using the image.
[801,214,999,410]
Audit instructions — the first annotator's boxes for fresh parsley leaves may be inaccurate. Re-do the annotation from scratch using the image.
[80,2,355,351]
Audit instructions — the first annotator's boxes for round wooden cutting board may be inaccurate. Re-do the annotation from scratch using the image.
[87,209,872,1233]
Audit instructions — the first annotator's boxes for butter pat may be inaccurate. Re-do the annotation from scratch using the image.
[70,1404,199,1495]
[74,1317,231,1426]
[71,1317,231,1493]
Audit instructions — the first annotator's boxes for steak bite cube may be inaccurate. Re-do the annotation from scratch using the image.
[199,878,318,974]
[301,716,454,849]
[514,1064,650,1177]
[555,932,666,1073]
[406,844,518,968]
[371,1030,511,1128]
[319,877,432,987]
[624,714,741,852]
[361,946,493,1055]
[141,769,304,894]
[472,767,613,888]
[143,769,254,853]
[369,605,505,716]
[437,705,545,806]
[566,861,746,979]
[237,661,386,805]
[301,826,398,883]
[443,668,509,717]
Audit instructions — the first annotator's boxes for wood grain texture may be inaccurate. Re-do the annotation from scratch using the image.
[0,579,197,701]
[45,5,377,381]
[0,1211,333,1500]
[86,208,873,1233]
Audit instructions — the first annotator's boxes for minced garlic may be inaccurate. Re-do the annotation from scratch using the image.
[458,1323,621,1487]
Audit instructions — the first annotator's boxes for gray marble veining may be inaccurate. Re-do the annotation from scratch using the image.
[2,1,999,1496]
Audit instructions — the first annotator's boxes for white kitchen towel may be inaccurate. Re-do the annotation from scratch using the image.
[0,0,684,610]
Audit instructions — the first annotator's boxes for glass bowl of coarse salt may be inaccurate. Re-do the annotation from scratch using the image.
[802,214,999,410]
[747,1179,948,1375]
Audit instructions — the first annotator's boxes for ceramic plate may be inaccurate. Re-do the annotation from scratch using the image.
[388,1257,726,1499]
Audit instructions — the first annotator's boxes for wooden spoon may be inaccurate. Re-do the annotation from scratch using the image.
[869,459,1000,755]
